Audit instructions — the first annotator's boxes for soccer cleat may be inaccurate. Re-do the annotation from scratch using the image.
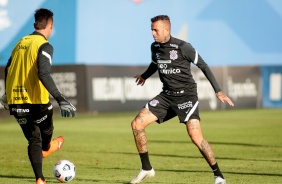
[130,168,155,184]
[214,176,226,184]
[36,178,46,184]
[42,136,64,158]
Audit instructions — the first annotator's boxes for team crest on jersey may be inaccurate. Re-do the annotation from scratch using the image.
[149,99,159,107]
[169,50,178,60]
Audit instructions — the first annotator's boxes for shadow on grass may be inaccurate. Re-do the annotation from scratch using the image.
[102,151,282,163]
[84,166,282,178]
[150,140,282,148]
[0,174,172,184]
[159,169,282,177]
[0,175,33,179]
[1,168,281,183]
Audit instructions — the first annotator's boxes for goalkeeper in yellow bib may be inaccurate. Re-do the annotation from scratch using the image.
[0,8,76,184]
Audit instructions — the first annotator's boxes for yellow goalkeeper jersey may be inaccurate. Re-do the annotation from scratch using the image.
[6,34,50,104]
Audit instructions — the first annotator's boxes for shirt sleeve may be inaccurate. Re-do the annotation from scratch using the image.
[181,42,222,93]
[37,43,62,99]
[141,61,158,80]
[140,44,158,80]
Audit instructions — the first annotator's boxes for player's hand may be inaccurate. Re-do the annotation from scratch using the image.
[216,91,234,106]
[59,101,76,117]
[134,75,146,86]
[55,94,76,117]
[0,94,9,110]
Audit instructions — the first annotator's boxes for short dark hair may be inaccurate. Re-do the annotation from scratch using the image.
[34,8,53,30]
[151,15,170,24]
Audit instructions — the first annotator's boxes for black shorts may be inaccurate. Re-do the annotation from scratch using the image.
[145,92,200,124]
[12,103,54,149]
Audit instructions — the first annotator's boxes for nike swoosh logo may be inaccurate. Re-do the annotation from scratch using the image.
[185,108,191,114]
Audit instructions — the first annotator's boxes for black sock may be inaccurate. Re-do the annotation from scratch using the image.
[28,143,44,180]
[32,163,45,180]
[210,163,224,179]
[139,152,152,170]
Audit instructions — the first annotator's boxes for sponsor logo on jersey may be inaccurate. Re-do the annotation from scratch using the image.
[157,60,181,74]
[16,44,28,51]
[17,118,27,125]
[160,68,181,74]
[157,60,171,64]
[11,108,30,113]
[13,88,27,92]
[149,99,159,107]
[34,115,48,124]
[154,43,160,47]
[170,44,178,49]
[178,101,193,109]
[14,96,28,100]
[13,86,28,92]
[169,50,178,60]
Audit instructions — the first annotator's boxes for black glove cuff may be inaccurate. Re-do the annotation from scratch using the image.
[55,94,66,103]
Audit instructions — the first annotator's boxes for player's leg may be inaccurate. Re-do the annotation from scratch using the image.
[40,105,64,158]
[130,107,157,183]
[130,95,172,184]
[16,115,45,182]
[131,107,157,166]
[40,107,54,152]
[186,119,226,184]
[174,94,225,184]
[186,119,216,164]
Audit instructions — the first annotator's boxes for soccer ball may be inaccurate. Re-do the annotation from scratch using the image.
[53,160,76,183]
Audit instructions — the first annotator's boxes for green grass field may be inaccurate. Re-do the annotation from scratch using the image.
[0,109,281,184]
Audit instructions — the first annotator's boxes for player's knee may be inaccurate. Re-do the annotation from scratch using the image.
[131,119,136,128]
[186,119,203,146]
[189,133,206,147]
[28,136,42,148]
[131,118,141,129]
[131,116,146,130]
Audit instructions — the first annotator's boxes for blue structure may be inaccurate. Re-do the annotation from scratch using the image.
[0,0,282,66]
[261,66,282,108]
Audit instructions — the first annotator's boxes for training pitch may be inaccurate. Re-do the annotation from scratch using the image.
[0,108,281,184]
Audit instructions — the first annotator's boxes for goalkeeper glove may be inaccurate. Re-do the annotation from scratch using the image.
[55,94,76,117]
[0,94,9,110]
